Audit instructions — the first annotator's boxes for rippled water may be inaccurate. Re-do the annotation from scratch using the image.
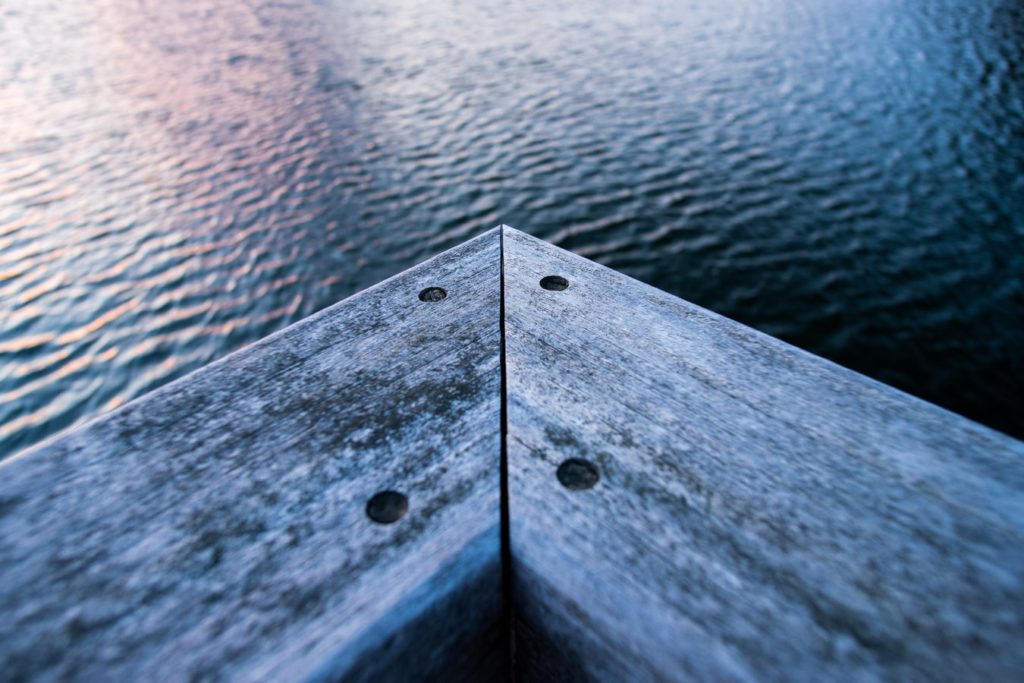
[1,0,1022,457]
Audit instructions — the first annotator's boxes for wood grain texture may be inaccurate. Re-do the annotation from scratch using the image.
[0,229,504,682]
[502,226,1024,682]
[5,225,1023,682]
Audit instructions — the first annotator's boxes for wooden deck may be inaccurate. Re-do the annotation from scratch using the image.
[1,226,1022,681]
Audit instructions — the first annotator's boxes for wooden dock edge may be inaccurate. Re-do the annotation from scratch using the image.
[1,225,1022,681]
[0,229,505,681]
[502,226,1024,682]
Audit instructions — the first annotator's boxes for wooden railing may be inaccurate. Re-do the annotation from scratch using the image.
[1,227,1021,681]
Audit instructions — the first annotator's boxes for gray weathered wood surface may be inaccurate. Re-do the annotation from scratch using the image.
[503,226,1024,682]
[0,230,504,681]
[3,225,1022,681]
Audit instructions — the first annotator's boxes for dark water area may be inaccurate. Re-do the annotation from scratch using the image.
[1,0,1022,457]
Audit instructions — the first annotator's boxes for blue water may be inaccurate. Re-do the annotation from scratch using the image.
[1,0,1022,457]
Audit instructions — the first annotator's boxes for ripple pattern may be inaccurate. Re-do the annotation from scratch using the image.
[1,0,1022,456]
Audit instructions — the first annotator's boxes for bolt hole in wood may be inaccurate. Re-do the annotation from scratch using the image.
[556,458,599,490]
[418,287,447,302]
[539,276,569,291]
[366,491,409,524]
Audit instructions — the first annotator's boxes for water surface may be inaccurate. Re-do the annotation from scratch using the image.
[1,0,1022,456]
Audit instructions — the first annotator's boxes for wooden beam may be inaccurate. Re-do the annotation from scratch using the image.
[2,225,1022,681]
[503,226,1024,681]
[0,230,504,681]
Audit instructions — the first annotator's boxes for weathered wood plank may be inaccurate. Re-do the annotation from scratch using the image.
[503,226,1024,682]
[0,229,504,681]
[5,224,1022,681]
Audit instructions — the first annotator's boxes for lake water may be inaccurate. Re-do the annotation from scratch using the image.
[1,0,1022,457]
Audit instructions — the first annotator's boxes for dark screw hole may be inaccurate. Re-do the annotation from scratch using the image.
[540,276,569,291]
[419,287,447,302]
[557,458,599,490]
[366,490,408,524]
